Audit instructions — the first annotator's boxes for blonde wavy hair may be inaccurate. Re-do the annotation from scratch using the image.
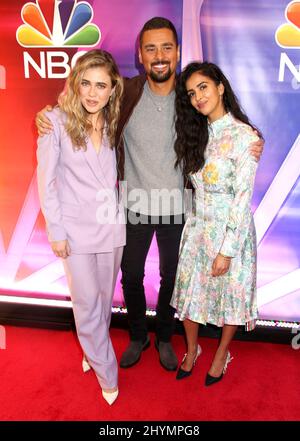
[58,49,123,150]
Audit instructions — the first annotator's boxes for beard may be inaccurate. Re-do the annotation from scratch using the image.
[149,62,172,83]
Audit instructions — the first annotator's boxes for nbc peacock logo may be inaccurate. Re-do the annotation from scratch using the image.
[16,0,101,48]
[275,0,300,48]
[276,1,300,85]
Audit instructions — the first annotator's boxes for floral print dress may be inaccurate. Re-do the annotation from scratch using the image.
[171,113,258,331]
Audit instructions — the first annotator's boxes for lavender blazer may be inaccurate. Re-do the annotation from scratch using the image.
[37,108,126,254]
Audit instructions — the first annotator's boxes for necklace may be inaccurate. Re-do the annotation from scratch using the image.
[90,116,104,132]
[145,85,169,112]
[93,125,104,132]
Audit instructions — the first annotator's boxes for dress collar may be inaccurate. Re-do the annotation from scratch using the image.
[208,112,234,137]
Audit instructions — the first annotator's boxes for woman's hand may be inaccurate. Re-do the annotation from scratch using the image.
[211,253,231,277]
[36,105,54,136]
[249,134,264,161]
[51,240,71,259]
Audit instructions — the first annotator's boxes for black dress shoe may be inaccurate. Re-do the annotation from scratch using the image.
[155,338,178,371]
[119,336,150,368]
[205,351,233,386]
[176,345,202,380]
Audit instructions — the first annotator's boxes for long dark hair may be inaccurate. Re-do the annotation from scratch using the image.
[175,61,262,176]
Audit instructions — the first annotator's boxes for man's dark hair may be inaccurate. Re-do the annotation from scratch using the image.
[139,17,179,47]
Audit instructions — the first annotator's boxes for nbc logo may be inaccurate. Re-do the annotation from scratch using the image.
[275,1,300,84]
[275,0,300,48]
[17,0,101,47]
[16,0,101,78]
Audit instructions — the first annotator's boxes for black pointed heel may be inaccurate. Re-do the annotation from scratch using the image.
[176,345,202,380]
[205,351,233,386]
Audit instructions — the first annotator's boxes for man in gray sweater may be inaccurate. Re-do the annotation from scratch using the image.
[116,18,184,371]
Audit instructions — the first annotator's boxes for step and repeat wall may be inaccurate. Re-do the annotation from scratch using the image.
[0,0,299,322]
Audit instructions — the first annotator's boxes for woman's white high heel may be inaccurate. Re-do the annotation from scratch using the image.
[82,355,91,373]
[102,388,119,405]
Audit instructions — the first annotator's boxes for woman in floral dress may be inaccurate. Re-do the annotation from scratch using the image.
[171,62,262,386]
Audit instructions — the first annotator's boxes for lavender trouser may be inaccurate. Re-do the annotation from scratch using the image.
[63,247,123,389]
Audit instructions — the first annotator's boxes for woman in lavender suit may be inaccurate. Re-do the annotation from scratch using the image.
[37,50,125,405]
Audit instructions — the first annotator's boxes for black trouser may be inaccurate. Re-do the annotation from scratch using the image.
[121,210,185,342]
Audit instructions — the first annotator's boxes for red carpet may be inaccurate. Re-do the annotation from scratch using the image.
[0,325,299,421]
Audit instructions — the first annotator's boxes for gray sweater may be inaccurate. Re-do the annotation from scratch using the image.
[123,82,184,216]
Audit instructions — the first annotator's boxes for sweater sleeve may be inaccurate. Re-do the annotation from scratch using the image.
[219,127,258,257]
